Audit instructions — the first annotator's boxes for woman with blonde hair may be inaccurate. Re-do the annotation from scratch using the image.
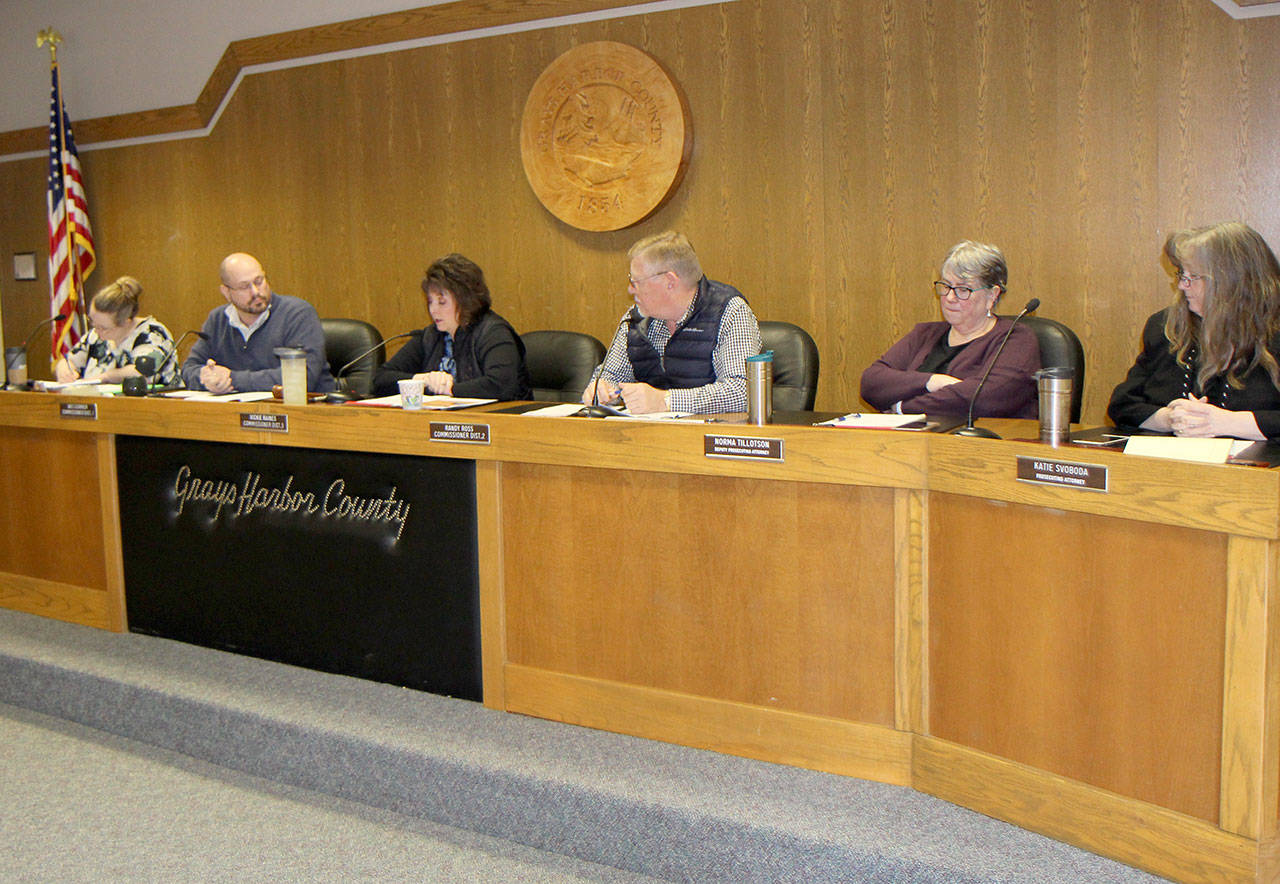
[54,276,177,386]
[1109,221,1280,440]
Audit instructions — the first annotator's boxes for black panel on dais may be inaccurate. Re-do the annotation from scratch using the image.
[117,436,481,700]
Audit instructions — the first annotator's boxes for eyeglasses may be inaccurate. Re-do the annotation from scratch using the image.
[1175,271,1208,286]
[933,281,989,301]
[628,270,667,287]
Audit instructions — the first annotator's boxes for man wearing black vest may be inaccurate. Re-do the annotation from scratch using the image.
[582,231,762,414]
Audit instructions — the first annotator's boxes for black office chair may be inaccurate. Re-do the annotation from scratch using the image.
[1010,315,1086,423]
[758,320,820,411]
[521,330,606,402]
[321,318,384,399]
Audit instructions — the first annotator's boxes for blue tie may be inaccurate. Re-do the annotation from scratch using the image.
[440,335,456,377]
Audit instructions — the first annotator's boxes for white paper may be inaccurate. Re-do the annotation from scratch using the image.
[349,393,496,410]
[522,403,590,417]
[817,413,928,429]
[1122,436,1234,464]
[172,390,276,402]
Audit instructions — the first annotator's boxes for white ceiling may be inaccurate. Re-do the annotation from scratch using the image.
[0,0,449,134]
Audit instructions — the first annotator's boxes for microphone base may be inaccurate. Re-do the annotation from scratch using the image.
[953,424,1002,439]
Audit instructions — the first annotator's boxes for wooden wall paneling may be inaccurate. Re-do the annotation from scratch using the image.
[500,462,898,725]
[4,0,1280,415]
[929,491,1227,823]
[475,459,507,710]
[1219,535,1278,840]
[893,486,926,733]
[94,433,126,632]
[0,157,57,375]
[0,426,109,592]
[913,735,1259,884]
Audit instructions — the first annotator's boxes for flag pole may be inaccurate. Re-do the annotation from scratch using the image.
[39,28,90,365]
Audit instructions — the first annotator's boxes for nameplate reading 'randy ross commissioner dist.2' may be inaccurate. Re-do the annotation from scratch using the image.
[429,422,491,444]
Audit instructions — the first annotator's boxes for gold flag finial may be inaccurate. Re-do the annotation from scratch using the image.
[37,28,62,62]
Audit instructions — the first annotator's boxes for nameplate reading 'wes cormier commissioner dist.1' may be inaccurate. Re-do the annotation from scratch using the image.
[704,435,785,462]
[1016,455,1108,492]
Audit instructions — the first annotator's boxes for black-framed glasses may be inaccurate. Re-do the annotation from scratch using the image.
[933,281,988,301]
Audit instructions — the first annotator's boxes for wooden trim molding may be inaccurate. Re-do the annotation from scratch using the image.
[0,0,687,156]
[504,663,914,785]
[0,570,110,630]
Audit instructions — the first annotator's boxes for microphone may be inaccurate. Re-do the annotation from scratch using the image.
[136,330,208,393]
[6,313,68,388]
[953,297,1039,439]
[577,364,621,418]
[328,330,416,402]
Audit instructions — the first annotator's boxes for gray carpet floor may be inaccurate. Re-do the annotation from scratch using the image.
[0,609,1171,882]
[0,701,660,883]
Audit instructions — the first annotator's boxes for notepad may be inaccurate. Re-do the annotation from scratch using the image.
[816,413,927,429]
[1122,436,1239,464]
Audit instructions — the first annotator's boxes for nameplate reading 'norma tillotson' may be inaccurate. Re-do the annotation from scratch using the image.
[58,402,97,420]
[429,422,491,445]
[1015,455,1108,492]
[703,434,785,462]
[240,413,288,433]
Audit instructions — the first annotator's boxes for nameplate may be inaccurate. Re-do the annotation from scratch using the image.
[430,422,491,445]
[240,413,289,433]
[1016,455,1108,492]
[59,402,98,420]
[704,434,785,462]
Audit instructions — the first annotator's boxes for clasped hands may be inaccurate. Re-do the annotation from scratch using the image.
[1165,396,1221,437]
[199,359,235,394]
[413,371,454,395]
[580,379,668,413]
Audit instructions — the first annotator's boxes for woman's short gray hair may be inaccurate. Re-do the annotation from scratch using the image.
[940,241,1007,292]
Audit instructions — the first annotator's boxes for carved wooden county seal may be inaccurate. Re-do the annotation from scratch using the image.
[520,42,692,232]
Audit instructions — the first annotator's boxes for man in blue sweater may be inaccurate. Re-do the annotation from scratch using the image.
[181,253,335,393]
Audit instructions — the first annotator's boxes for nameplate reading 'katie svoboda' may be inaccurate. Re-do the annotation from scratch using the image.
[59,402,97,420]
[704,435,785,462]
[240,413,288,433]
[1016,455,1108,492]
[429,422,491,445]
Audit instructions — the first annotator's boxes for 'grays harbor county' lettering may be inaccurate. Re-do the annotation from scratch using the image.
[171,464,410,543]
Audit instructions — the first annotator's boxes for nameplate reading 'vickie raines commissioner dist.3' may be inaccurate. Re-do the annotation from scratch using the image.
[240,413,288,433]
[1016,455,1108,491]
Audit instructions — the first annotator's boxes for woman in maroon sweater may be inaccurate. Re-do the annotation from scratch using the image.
[860,241,1040,418]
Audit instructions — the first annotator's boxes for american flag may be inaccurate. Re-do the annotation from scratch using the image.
[46,61,95,361]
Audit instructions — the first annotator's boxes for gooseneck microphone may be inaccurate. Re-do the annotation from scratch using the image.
[5,313,68,387]
[328,330,417,402]
[138,330,209,392]
[953,297,1040,439]
[577,364,618,418]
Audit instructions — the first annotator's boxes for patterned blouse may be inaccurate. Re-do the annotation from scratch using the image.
[64,315,177,385]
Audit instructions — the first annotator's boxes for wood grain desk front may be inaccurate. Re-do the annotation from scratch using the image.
[0,390,1275,883]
